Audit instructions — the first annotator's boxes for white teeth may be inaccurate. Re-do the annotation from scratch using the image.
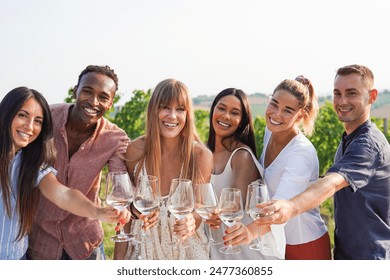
[84,107,99,115]
[269,118,282,125]
[339,107,352,112]
[18,131,31,138]
[217,121,230,127]
[163,122,178,127]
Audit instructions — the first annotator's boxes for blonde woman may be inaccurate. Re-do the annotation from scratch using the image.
[227,76,331,259]
[114,79,213,260]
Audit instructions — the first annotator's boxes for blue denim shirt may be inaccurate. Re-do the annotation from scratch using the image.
[328,121,390,260]
[0,151,56,260]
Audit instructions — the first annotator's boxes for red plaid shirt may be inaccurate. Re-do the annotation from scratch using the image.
[29,103,129,259]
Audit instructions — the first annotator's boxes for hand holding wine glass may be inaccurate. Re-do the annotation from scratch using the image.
[218,188,244,254]
[167,178,195,245]
[105,171,135,242]
[194,183,221,246]
[246,182,271,251]
[133,175,160,242]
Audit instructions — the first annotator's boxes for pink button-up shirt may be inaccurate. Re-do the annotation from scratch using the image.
[29,103,129,259]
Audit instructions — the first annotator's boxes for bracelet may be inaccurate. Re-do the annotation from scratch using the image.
[129,203,140,220]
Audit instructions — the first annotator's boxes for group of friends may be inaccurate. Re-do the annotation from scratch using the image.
[1,64,389,260]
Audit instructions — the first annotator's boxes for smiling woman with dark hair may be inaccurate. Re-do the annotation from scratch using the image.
[0,87,128,260]
[205,88,285,260]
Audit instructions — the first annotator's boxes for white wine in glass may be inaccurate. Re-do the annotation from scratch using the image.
[246,182,271,251]
[218,188,244,254]
[167,178,194,220]
[194,183,221,246]
[105,171,134,242]
[167,178,194,246]
[133,175,160,242]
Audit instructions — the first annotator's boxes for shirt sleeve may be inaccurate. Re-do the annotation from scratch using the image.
[327,136,378,192]
[107,132,130,173]
[35,165,58,187]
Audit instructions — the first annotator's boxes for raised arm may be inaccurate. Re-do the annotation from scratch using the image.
[259,172,349,225]
[38,172,128,223]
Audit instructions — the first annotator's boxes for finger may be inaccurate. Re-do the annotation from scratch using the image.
[223,226,241,241]
[145,221,158,230]
[147,211,159,223]
[173,221,196,235]
[115,222,122,232]
[224,223,241,233]
[173,221,195,233]
[229,233,248,246]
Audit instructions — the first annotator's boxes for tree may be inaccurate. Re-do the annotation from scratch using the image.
[371,117,390,142]
[308,102,344,176]
[64,87,75,103]
[114,89,151,140]
[194,109,209,143]
[253,116,266,157]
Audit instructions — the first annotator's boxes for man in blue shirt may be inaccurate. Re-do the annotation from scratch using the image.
[258,64,390,259]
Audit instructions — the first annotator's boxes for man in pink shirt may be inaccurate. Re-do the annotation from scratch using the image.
[28,65,130,259]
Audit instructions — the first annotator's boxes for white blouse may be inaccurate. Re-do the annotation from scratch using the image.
[260,127,328,245]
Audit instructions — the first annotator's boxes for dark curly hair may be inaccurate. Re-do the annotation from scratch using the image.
[77,65,119,92]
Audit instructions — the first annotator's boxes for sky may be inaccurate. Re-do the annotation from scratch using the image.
[1,0,390,106]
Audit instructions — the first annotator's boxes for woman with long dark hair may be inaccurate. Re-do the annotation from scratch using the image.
[0,87,128,260]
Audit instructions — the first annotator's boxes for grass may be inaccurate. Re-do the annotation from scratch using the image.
[100,168,118,260]
[320,197,335,249]
[102,222,116,260]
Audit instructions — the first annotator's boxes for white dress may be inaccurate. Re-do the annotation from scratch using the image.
[260,127,328,245]
[125,166,209,260]
[210,147,285,260]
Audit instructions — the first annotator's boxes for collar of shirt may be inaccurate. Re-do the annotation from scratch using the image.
[342,120,371,154]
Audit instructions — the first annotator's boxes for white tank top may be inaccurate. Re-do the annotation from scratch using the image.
[210,147,285,259]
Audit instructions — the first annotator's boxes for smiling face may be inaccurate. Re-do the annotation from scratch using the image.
[158,101,187,139]
[212,95,242,139]
[11,97,44,152]
[265,90,303,134]
[333,73,374,134]
[72,72,115,125]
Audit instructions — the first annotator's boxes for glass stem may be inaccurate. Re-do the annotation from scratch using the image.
[257,225,262,245]
[228,239,233,252]
[206,222,215,243]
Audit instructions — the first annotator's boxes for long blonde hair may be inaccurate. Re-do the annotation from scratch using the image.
[135,79,206,184]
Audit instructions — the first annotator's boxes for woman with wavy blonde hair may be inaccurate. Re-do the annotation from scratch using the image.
[115,79,213,260]
[135,79,208,184]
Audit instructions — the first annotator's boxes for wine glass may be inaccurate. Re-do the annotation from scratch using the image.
[217,188,244,254]
[105,171,134,242]
[245,182,271,250]
[167,178,194,246]
[194,183,221,246]
[133,175,160,242]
